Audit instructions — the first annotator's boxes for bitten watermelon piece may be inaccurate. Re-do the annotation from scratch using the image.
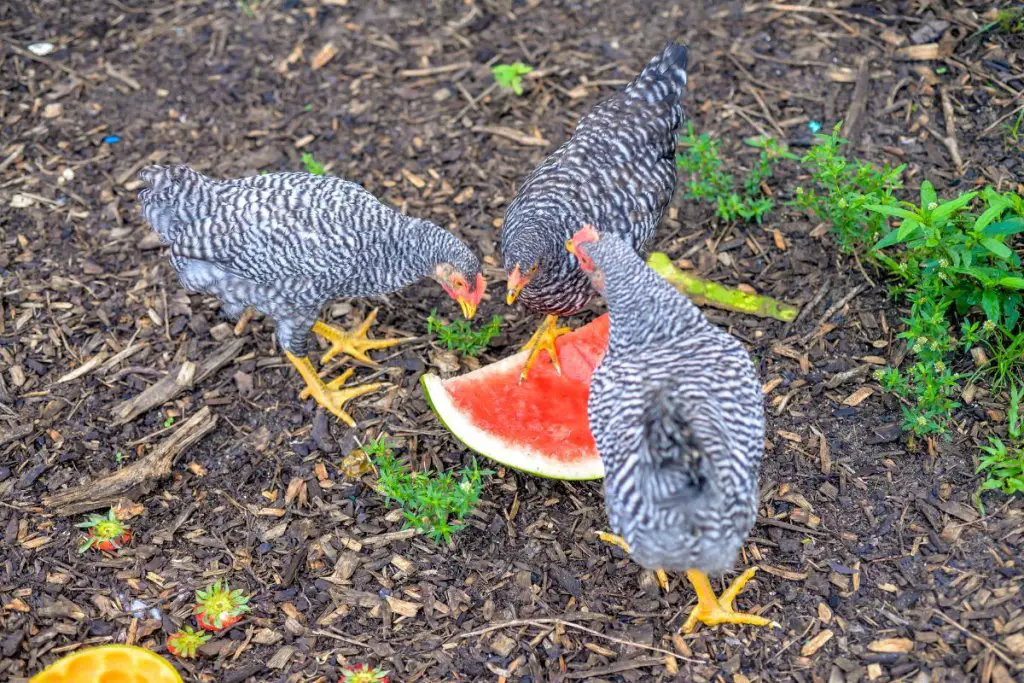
[421,315,608,480]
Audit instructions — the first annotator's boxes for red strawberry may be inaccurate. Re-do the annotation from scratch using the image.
[340,664,389,683]
[167,626,211,659]
[193,580,251,631]
[76,509,132,553]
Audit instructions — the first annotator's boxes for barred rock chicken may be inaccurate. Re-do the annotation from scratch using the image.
[501,41,688,380]
[567,226,775,632]
[138,166,485,426]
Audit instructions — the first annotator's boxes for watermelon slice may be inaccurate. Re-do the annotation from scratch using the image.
[421,315,609,480]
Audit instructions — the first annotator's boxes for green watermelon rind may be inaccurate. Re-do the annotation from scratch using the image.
[420,371,605,481]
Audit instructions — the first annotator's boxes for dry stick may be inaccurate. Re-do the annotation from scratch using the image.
[841,56,872,147]
[44,407,217,515]
[977,99,1024,139]
[451,618,702,663]
[799,284,868,346]
[931,610,1016,668]
[110,337,245,424]
[935,86,964,172]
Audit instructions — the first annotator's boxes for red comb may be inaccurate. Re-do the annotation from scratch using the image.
[570,224,601,248]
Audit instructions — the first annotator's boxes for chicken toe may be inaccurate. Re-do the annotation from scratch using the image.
[519,314,571,381]
[313,309,412,365]
[681,568,778,633]
[596,532,670,592]
[288,353,382,427]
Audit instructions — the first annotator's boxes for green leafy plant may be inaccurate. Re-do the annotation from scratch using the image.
[427,309,502,356]
[978,384,1024,495]
[794,123,1024,439]
[794,123,905,250]
[675,123,795,224]
[995,6,1024,34]
[492,62,534,96]
[1006,108,1024,149]
[301,152,324,176]
[369,437,492,545]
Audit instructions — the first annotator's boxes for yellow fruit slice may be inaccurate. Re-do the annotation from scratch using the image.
[31,644,182,683]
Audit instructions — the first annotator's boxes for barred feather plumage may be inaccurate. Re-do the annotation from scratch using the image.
[138,165,480,356]
[501,41,688,315]
[580,233,764,574]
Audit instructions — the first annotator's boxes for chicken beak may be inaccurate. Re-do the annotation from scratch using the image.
[506,264,526,305]
[565,238,577,254]
[458,297,477,320]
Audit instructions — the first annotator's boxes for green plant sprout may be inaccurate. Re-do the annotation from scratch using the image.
[675,123,796,224]
[978,384,1024,496]
[301,152,325,176]
[367,437,492,545]
[427,310,502,356]
[492,63,534,96]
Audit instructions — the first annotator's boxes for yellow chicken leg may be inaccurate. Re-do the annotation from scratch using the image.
[596,531,670,592]
[287,353,382,428]
[313,308,412,365]
[519,314,571,381]
[681,568,778,633]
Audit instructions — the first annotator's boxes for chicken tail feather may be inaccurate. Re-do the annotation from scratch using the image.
[631,41,689,100]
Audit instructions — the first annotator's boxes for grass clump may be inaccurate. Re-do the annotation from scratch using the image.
[492,62,533,96]
[427,309,503,356]
[365,437,492,545]
[301,152,325,176]
[676,123,795,224]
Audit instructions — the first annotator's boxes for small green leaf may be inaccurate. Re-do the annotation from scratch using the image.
[981,217,1024,236]
[865,204,919,221]
[872,228,904,251]
[919,180,937,208]
[980,289,1002,323]
[980,237,1013,261]
[997,276,1024,290]
[930,191,977,224]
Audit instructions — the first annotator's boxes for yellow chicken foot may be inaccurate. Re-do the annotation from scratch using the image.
[287,353,382,428]
[519,314,571,382]
[681,568,778,634]
[313,308,412,365]
[596,532,670,592]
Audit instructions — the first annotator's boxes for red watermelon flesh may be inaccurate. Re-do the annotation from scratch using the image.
[420,314,608,480]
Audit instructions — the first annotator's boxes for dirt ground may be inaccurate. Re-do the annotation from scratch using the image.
[2,1,1023,681]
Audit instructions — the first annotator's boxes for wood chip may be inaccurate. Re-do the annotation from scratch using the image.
[842,386,874,406]
[758,565,808,581]
[266,645,296,669]
[55,352,107,384]
[800,629,834,657]
[867,637,913,653]
[385,595,420,618]
[310,43,338,70]
[471,125,550,147]
[490,633,517,658]
[401,168,426,188]
[895,43,941,61]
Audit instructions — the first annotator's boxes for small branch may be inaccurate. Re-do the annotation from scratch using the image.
[111,338,244,424]
[45,407,217,515]
[800,284,868,345]
[449,617,702,663]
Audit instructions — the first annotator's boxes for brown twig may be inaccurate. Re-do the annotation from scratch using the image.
[450,618,702,663]
[800,284,868,345]
[841,56,872,147]
[931,610,1016,668]
[45,407,217,515]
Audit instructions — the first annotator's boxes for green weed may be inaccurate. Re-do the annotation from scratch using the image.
[492,63,534,96]
[1006,108,1024,149]
[675,123,795,223]
[427,310,502,356]
[996,6,1024,34]
[794,123,905,250]
[301,152,325,176]
[367,437,492,545]
[978,384,1024,495]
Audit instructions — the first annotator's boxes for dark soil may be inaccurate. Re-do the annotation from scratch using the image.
[2,1,1023,682]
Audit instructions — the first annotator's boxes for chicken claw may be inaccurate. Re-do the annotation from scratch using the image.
[287,353,382,427]
[519,314,571,382]
[313,308,412,365]
[596,531,670,592]
[681,568,778,634]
